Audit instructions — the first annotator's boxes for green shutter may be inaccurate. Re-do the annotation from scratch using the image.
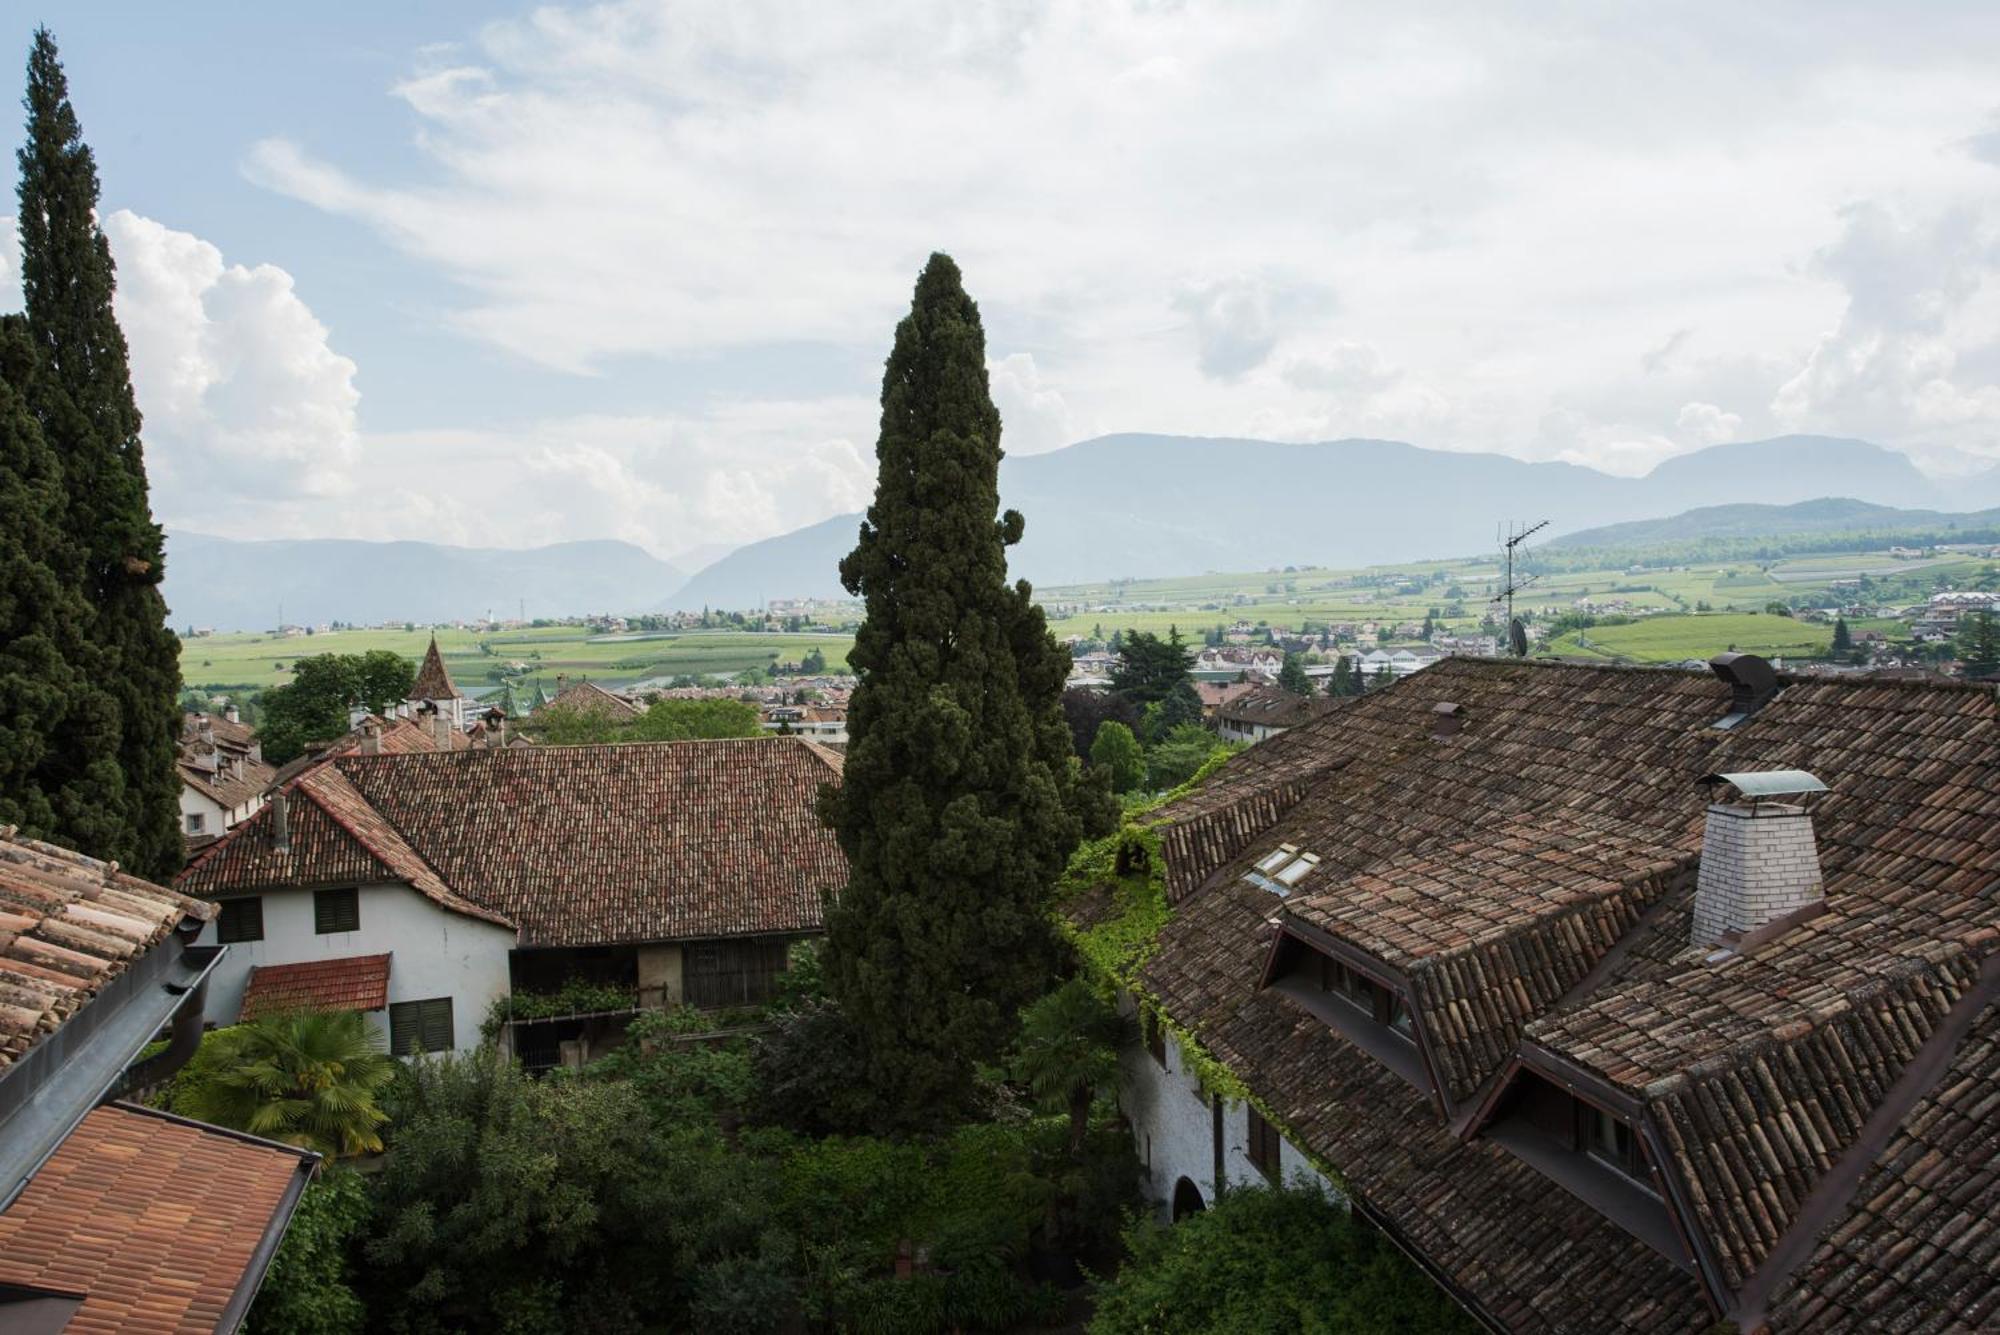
[390,997,454,1054]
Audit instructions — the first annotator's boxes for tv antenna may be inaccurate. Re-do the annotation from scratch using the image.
[1493,520,1548,657]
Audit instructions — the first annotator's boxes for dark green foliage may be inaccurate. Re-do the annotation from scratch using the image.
[534,695,765,746]
[1089,721,1146,793]
[18,30,182,877]
[1831,616,1852,655]
[259,651,417,763]
[749,998,884,1137]
[819,254,1108,1128]
[1277,652,1310,694]
[1147,724,1232,792]
[246,1167,369,1335]
[1062,686,1140,759]
[1326,656,1358,697]
[1088,1185,1479,1335]
[1141,678,1205,742]
[584,1008,757,1127]
[1109,629,1194,707]
[0,314,122,849]
[162,1012,397,1157]
[1960,609,1999,678]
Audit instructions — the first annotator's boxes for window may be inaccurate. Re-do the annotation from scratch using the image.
[1247,1106,1283,1183]
[1580,1104,1650,1183]
[1143,1008,1168,1068]
[1255,844,1298,874]
[1274,852,1320,887]
[185,811,206,834]
[389,997,454,1054]
[1247,845,1320,896]
[1317,955,1414,1041]
[215,896,263,944]
[313,887,360,935]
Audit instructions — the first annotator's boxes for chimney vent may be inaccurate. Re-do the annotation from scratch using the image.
[271,792,291,853]
[1430,701,1464,739]
[358,719,381,756]
[1692,770,1826,948]
[1708,652,1780,730]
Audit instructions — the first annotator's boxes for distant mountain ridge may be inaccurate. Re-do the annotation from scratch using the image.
[667,432,1960,609]
[162,533,683,632]
[1547,497,2000,549]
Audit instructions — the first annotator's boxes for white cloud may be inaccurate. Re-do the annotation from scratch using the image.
[1676,401,1744,446]
[105,211,362,505]
[988,352,1079,455]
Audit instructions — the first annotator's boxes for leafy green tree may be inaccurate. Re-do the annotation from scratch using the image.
[1009,979,1129,1158]
[19,29,183,878]
[1959,609,1999,678]
[1088,1184,1478,1335]
[1089,720,1146,793]
[1148,724,1230,792]
[799,647,828,674]
[246,1166,370,1335]
[1326,656,1355,697]
[1110,629,1194,707]
[259,652,416,764]
[819,253,1110,1128]
[1061,686,1140,760]
[1277,652,1310,695]
[1831,616,1852,656]
[0,313,121,850]
[166,1011,397,1157]
[632,696,764,741]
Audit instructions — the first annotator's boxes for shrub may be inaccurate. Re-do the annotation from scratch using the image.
[246,1166,369,1335]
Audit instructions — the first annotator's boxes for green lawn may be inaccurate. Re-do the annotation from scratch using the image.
[1544,612,1831,664]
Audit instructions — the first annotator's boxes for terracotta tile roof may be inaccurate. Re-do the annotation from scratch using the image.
[182,711,256,752]
[0,1102,315,1335]
[408,635,461,701]
[541,679,641,720]
[261,713,468,793]
[182,737,845,949]
[0,831,215,1075]
[1214,684,1337,728]
[1086,656,2000,1332]
[177,753,276,813]
[240,953,392,1019]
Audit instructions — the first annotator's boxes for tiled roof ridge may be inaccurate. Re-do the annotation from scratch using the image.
[294,768,514,930]
[1632,942,1983,1103]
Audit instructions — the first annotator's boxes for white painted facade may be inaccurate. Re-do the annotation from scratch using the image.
[1116,994,1332,1217]
[193,879,515,1054]
[178,777,266,840]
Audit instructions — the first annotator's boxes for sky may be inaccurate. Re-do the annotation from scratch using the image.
[8,1,2000,566]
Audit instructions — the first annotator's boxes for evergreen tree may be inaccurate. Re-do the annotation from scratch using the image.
[1958,609,1999,679]
[1109,628,1194,707]
[0,315,121,847]
[1088,720,1146,793]
[19,30,182,877]
[1277,652,1310,695]
[818,254,1110,1127]
[1830,616,1852,656]
[1326,655,1354,697]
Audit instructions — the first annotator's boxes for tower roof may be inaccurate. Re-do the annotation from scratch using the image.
[409,635,461,701]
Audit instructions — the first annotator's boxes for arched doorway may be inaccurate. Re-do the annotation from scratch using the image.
[1172,1176,1206,1221]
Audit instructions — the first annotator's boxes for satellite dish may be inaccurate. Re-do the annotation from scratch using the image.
[1508,618,1529,658]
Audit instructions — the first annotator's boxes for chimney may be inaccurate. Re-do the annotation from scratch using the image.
[223,703,240,725]
[1430,701,1464,740]
[1692,770,1827,948]
[1708,652,1780,730]
[271,792,291,853]
[483,707,507,749]
[358,719,381,756]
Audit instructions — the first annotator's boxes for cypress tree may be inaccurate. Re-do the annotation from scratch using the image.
[0,315,122,847]
[18,29,182,877]
[819,253,1111,1126]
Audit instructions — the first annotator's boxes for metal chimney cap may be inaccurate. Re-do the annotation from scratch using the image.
[1698,769,1828,800]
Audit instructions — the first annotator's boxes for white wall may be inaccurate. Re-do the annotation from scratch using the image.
[195,880,515,1054]
[1116,992,1334,1218]
[179,784,228,838]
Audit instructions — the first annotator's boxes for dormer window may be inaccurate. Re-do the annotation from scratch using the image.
[1582,1104,1650,1187]
[1263,936,1430,1094]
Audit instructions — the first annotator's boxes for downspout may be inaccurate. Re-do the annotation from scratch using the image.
[109,975,212,1100]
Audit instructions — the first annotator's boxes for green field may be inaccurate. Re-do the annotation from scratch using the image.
[1544,613,1831,664]
[181,626,851,695]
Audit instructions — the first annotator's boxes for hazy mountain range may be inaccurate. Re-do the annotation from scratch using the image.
[1548,497,2000,550]
[163,433,2000,628]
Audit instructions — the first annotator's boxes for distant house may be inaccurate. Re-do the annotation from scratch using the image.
[1214,686,1336,744]
[0,831,315,1332]
[179,737,846,1067]
[763,703,848,745]
[1195,679,1257,718]
[538,677,643,723]
[178,711,276,848]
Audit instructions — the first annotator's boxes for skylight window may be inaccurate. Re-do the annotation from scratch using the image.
[1255,844,1298,874]
[1246,845,1319,896]
[1274,852,1320,886]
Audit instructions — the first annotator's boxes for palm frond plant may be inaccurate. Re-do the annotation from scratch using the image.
[171,1008,397,1157]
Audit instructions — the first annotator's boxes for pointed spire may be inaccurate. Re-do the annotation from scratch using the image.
[409,634,462,701]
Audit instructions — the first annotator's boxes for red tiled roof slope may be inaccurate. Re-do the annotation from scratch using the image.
[541,679,641,720]
[409,636,461,700]
[241,953,392,1019]
[0,831,214,1074]
[0,1103,313,1334]
[1216,684,1337,728]
[183,738,843,949]
[1099,656,2000,1332]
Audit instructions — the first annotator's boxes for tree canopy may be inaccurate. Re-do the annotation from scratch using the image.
[818,253,1111,1128]
[259,650,417,763]
[1109,629,1194,707]
[1088,720,1146,793]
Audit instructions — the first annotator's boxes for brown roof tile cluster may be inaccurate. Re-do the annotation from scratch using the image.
[0,831,214,1074]
[1214,684,1337,729]
[540,679,641,720]
[182,737,846,949]
[0,1102,314,1335]
[408,635,462,701]
[240,953,393,1019]
[1087,656,2000,1332]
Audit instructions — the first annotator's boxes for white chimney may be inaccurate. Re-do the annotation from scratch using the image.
[358,719,381,756]
[1692,771,1826,948]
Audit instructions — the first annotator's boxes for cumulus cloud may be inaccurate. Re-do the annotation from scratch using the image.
[105,211,362,508]
[988,352,1079,454]
[1771,202,2000,458]
[1675,401,1743,446]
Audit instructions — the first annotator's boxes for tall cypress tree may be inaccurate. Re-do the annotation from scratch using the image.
[18,29,182,877]
[0,315,123,847]
[819,253,1112,1127]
